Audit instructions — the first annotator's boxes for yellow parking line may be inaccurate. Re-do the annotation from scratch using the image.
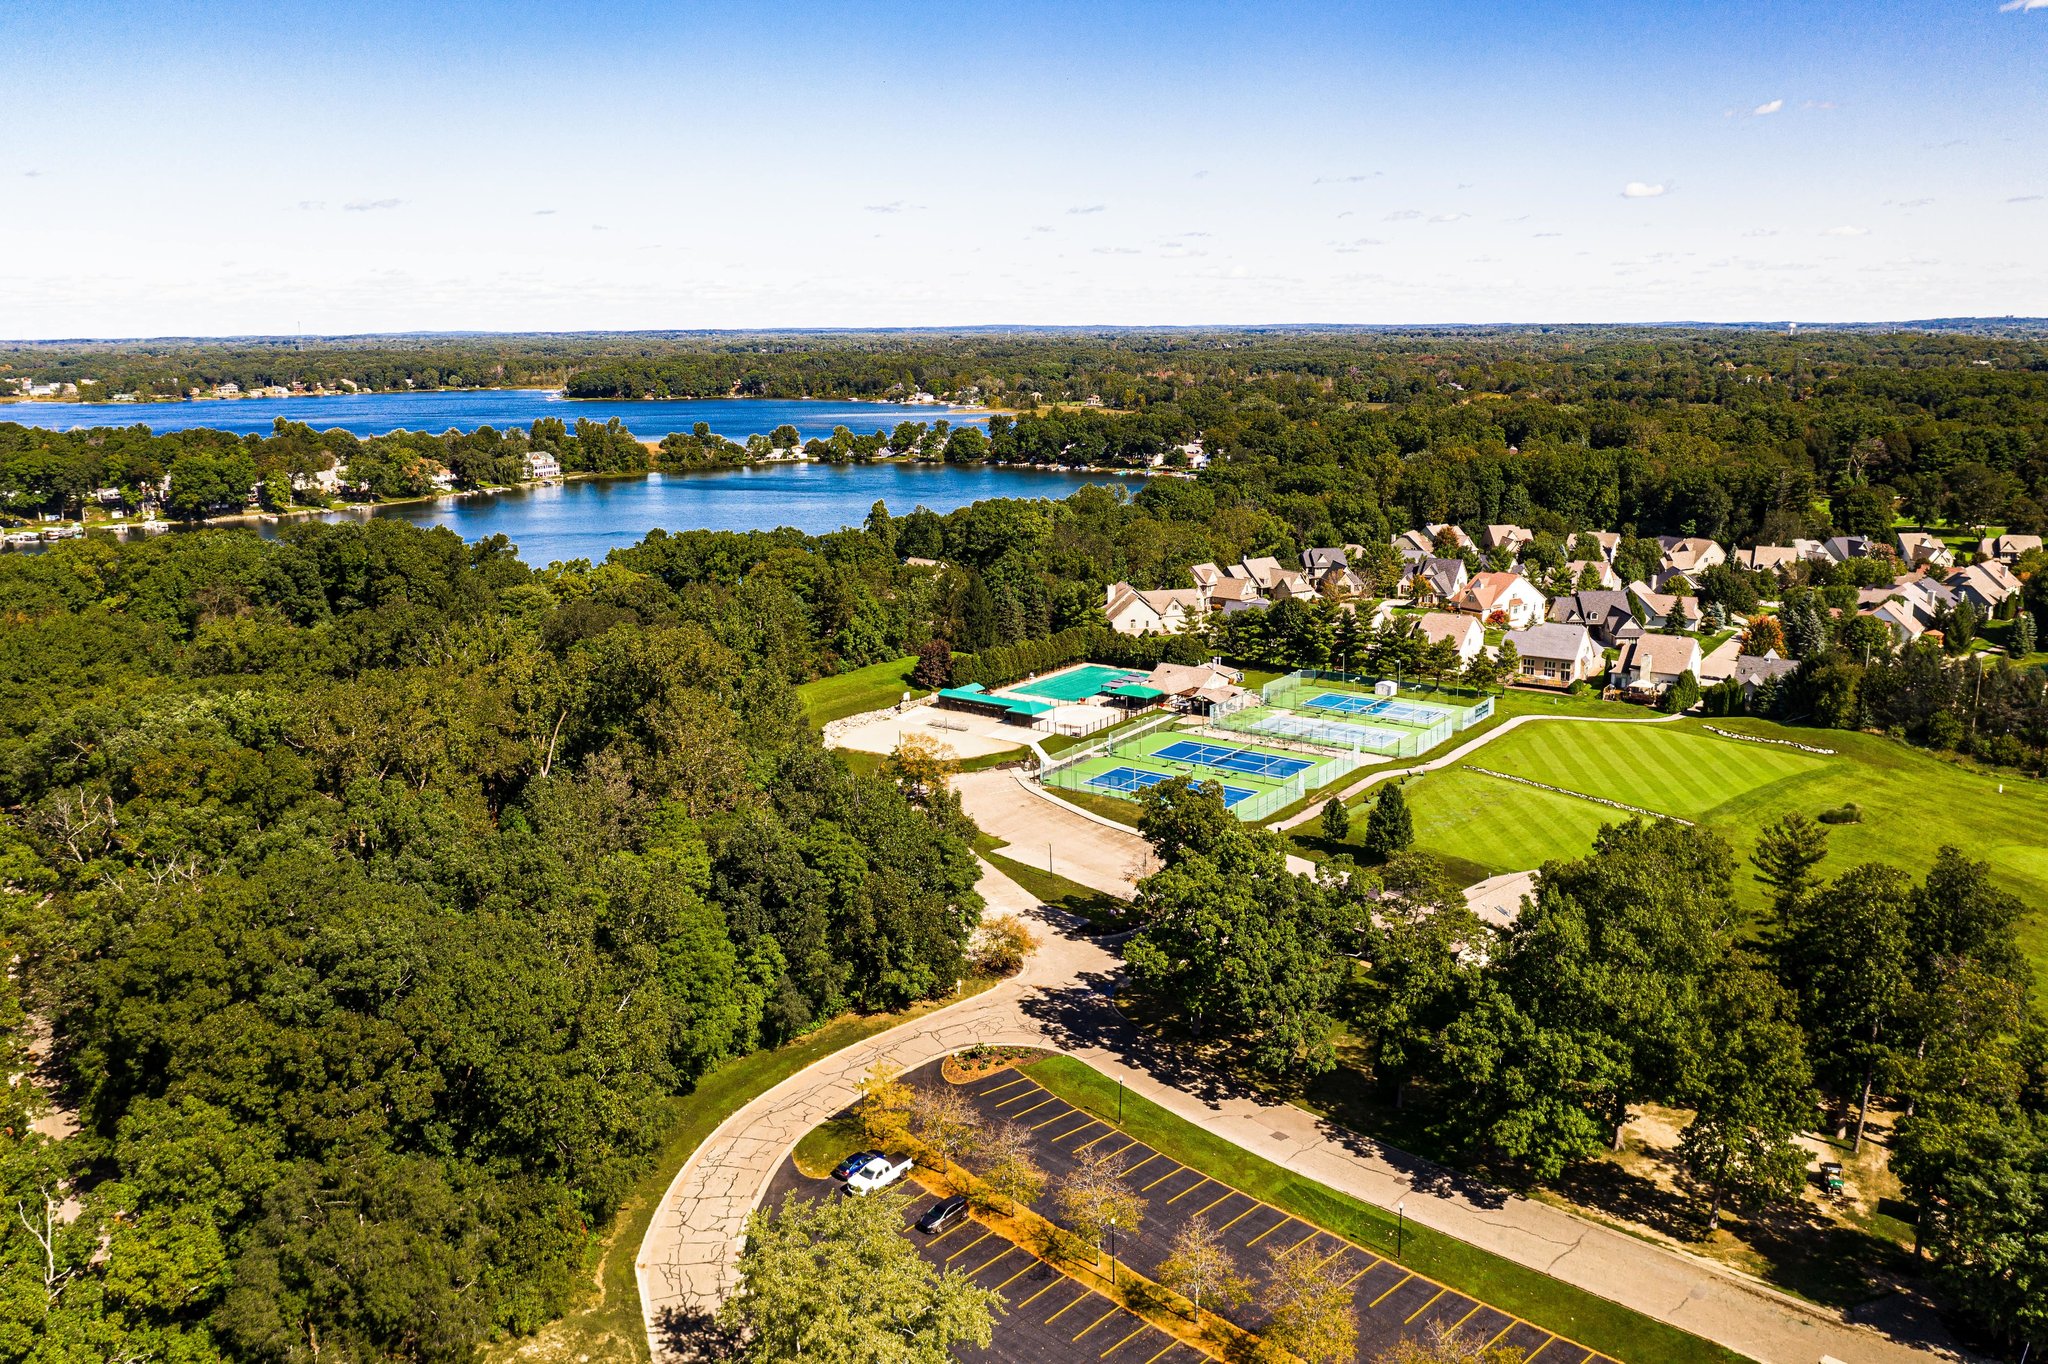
[1073,1306,1119,1340]
[1370,1272,1413,1307]
[1342,1259,1379,1288]
[1522,1334,1559,1359]
[1045,1289,1093,1323]
[1011,1097,1059,1118]
[1280,1228,1319,1255]
[1166,1177,1214,1204]
[1019,1278,1066,1309]
[969,1245,1014,1277]
[1480,1322,1515,1351]
[1031,1108,1078,1131]
[1140,1343,1179,1364]
[1405,1287,1449,1324]
[1122,1152,1165,1178]
[1052,1119,1100,1143]
[1309,1245,1346,1273]
[1572,1352,1595,1364]
[981,1076,1030,1096]
[1100,1323,1148,1357]
[926,1219,974,1246]
[1190,1190,1237,1219]
[946,1230,994,1263]
[1246,1216,1294,1246]
[1218,1203,1263,1232]
[993,1088,1044,1109]
[1450,1302,1483,1332]
[1140,1164,1186,1191]
[996,1259,1038,1291]
[1077,1131,1129,1156]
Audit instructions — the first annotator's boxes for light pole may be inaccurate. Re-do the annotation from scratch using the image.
[1106,1214,1117,1288]
[1117,1079,1124,1127]
[1395,1199,1406,1262]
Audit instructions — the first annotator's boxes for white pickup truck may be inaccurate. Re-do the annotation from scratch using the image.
[844,1155,914,1196]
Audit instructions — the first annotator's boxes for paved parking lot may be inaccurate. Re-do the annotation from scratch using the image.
[765,1159,1208,1364]
[934,1066,1621,1364]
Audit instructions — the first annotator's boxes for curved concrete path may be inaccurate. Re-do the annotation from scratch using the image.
[637,855,1948,1364]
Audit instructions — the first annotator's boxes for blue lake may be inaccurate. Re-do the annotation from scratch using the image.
[317,463,1134,565]
[4,389,1135,565]
[0,389,987,442]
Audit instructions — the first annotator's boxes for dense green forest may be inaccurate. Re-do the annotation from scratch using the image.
[0,522,984,1362]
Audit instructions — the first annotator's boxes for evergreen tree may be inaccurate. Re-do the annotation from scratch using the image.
[1320,795,1350,843]
[1362,784,1414,862]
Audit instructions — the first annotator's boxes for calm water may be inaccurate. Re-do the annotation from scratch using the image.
[302,464,1133,565]
[7,389,1117,565]
[0,389,986,442]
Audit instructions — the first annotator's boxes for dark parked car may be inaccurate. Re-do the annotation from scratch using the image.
[915,1195,970,1235]
[833,1150,883,1181]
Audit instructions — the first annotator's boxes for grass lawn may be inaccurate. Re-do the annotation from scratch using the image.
[488,986,997,1364]
[837,747,1024,781]
[1391,714,2048,975]
[1022,1055,1747,1364]
[1403,769,1630,884]
[795,655,921,728]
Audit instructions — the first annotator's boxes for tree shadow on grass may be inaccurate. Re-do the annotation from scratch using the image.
[650,1304,737,1362]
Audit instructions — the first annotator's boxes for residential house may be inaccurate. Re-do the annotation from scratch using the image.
[1482,524,1534,555]
[1392,528,1436,555]
[1239,556,1288,592]
[1731,653,1800,701]
[1269,571,1319,602]
[1146,661,1248,712]
[1735,545,1804,573]
[1571,530,1622,562]
[1626,581,1704,632]
[525,450,563,481]
[1426,522,1478,552]
[1858,574,1958,643]
[1549,589,1642,648]
[1977,534,2043,563]
[1189,562,1228,591]
[1897,531,1955,570]
[1563,558,1622,591]
[1790,538,1829,562]
[1820,535,1874,564]
[1502,623,1604,686]
[1300,546,1350,576]
[1104,582,1208,636]
[1948,560,2023,613]
[1615,634,1704,696]
[1416,611,1486,664]
[1450,571,1547,628]
[1657,535,1727,576]
[1205,576,1266,615]
[1410,556,1469,606]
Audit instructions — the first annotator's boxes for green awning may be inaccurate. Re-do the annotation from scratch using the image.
[1103,683,1166,700]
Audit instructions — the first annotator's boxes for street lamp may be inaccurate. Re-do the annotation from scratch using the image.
[1106,1214,1118,1288]
[1395,1199,1406,1261]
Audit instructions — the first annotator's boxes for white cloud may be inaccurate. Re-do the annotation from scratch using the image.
[1313,173,1378,184]
[2000,0,2047,12]
[295,200,326,211]
[532,208,556,216]
[1886,197,1934,208]
[864,201,906,214]
[1744,228,1779,238]
[1622,182,1668,198]
[2010,194,2044,203]
[343,198,402,212]
[1429,211,1470,223]
[1803,99,1838,110]
[1091,246,1139,255]
[1384,209,1422,221]
[1823,225,1869,237]
[1067,204,1106,215]
[1533,231,1563,238]
[1753,98,1784,116]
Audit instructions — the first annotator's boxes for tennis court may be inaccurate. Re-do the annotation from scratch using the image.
[1005,663,1150,704]
[1304,691,1452,726]
[1086,764,1258,807]
[1152,737,1315,779]
[1240,708,1408,750]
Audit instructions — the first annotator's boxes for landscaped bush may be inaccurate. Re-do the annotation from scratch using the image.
[1818,802,1863,824]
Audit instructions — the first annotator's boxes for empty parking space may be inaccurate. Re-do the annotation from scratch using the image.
[935,1065,1622,1364]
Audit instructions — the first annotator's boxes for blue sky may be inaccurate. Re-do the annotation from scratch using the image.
[1,0,2042,335]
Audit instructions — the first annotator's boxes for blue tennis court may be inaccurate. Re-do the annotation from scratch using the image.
[1087,765,1257,807]
[1153,739,1316,779]
[1304,692,1448,725]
